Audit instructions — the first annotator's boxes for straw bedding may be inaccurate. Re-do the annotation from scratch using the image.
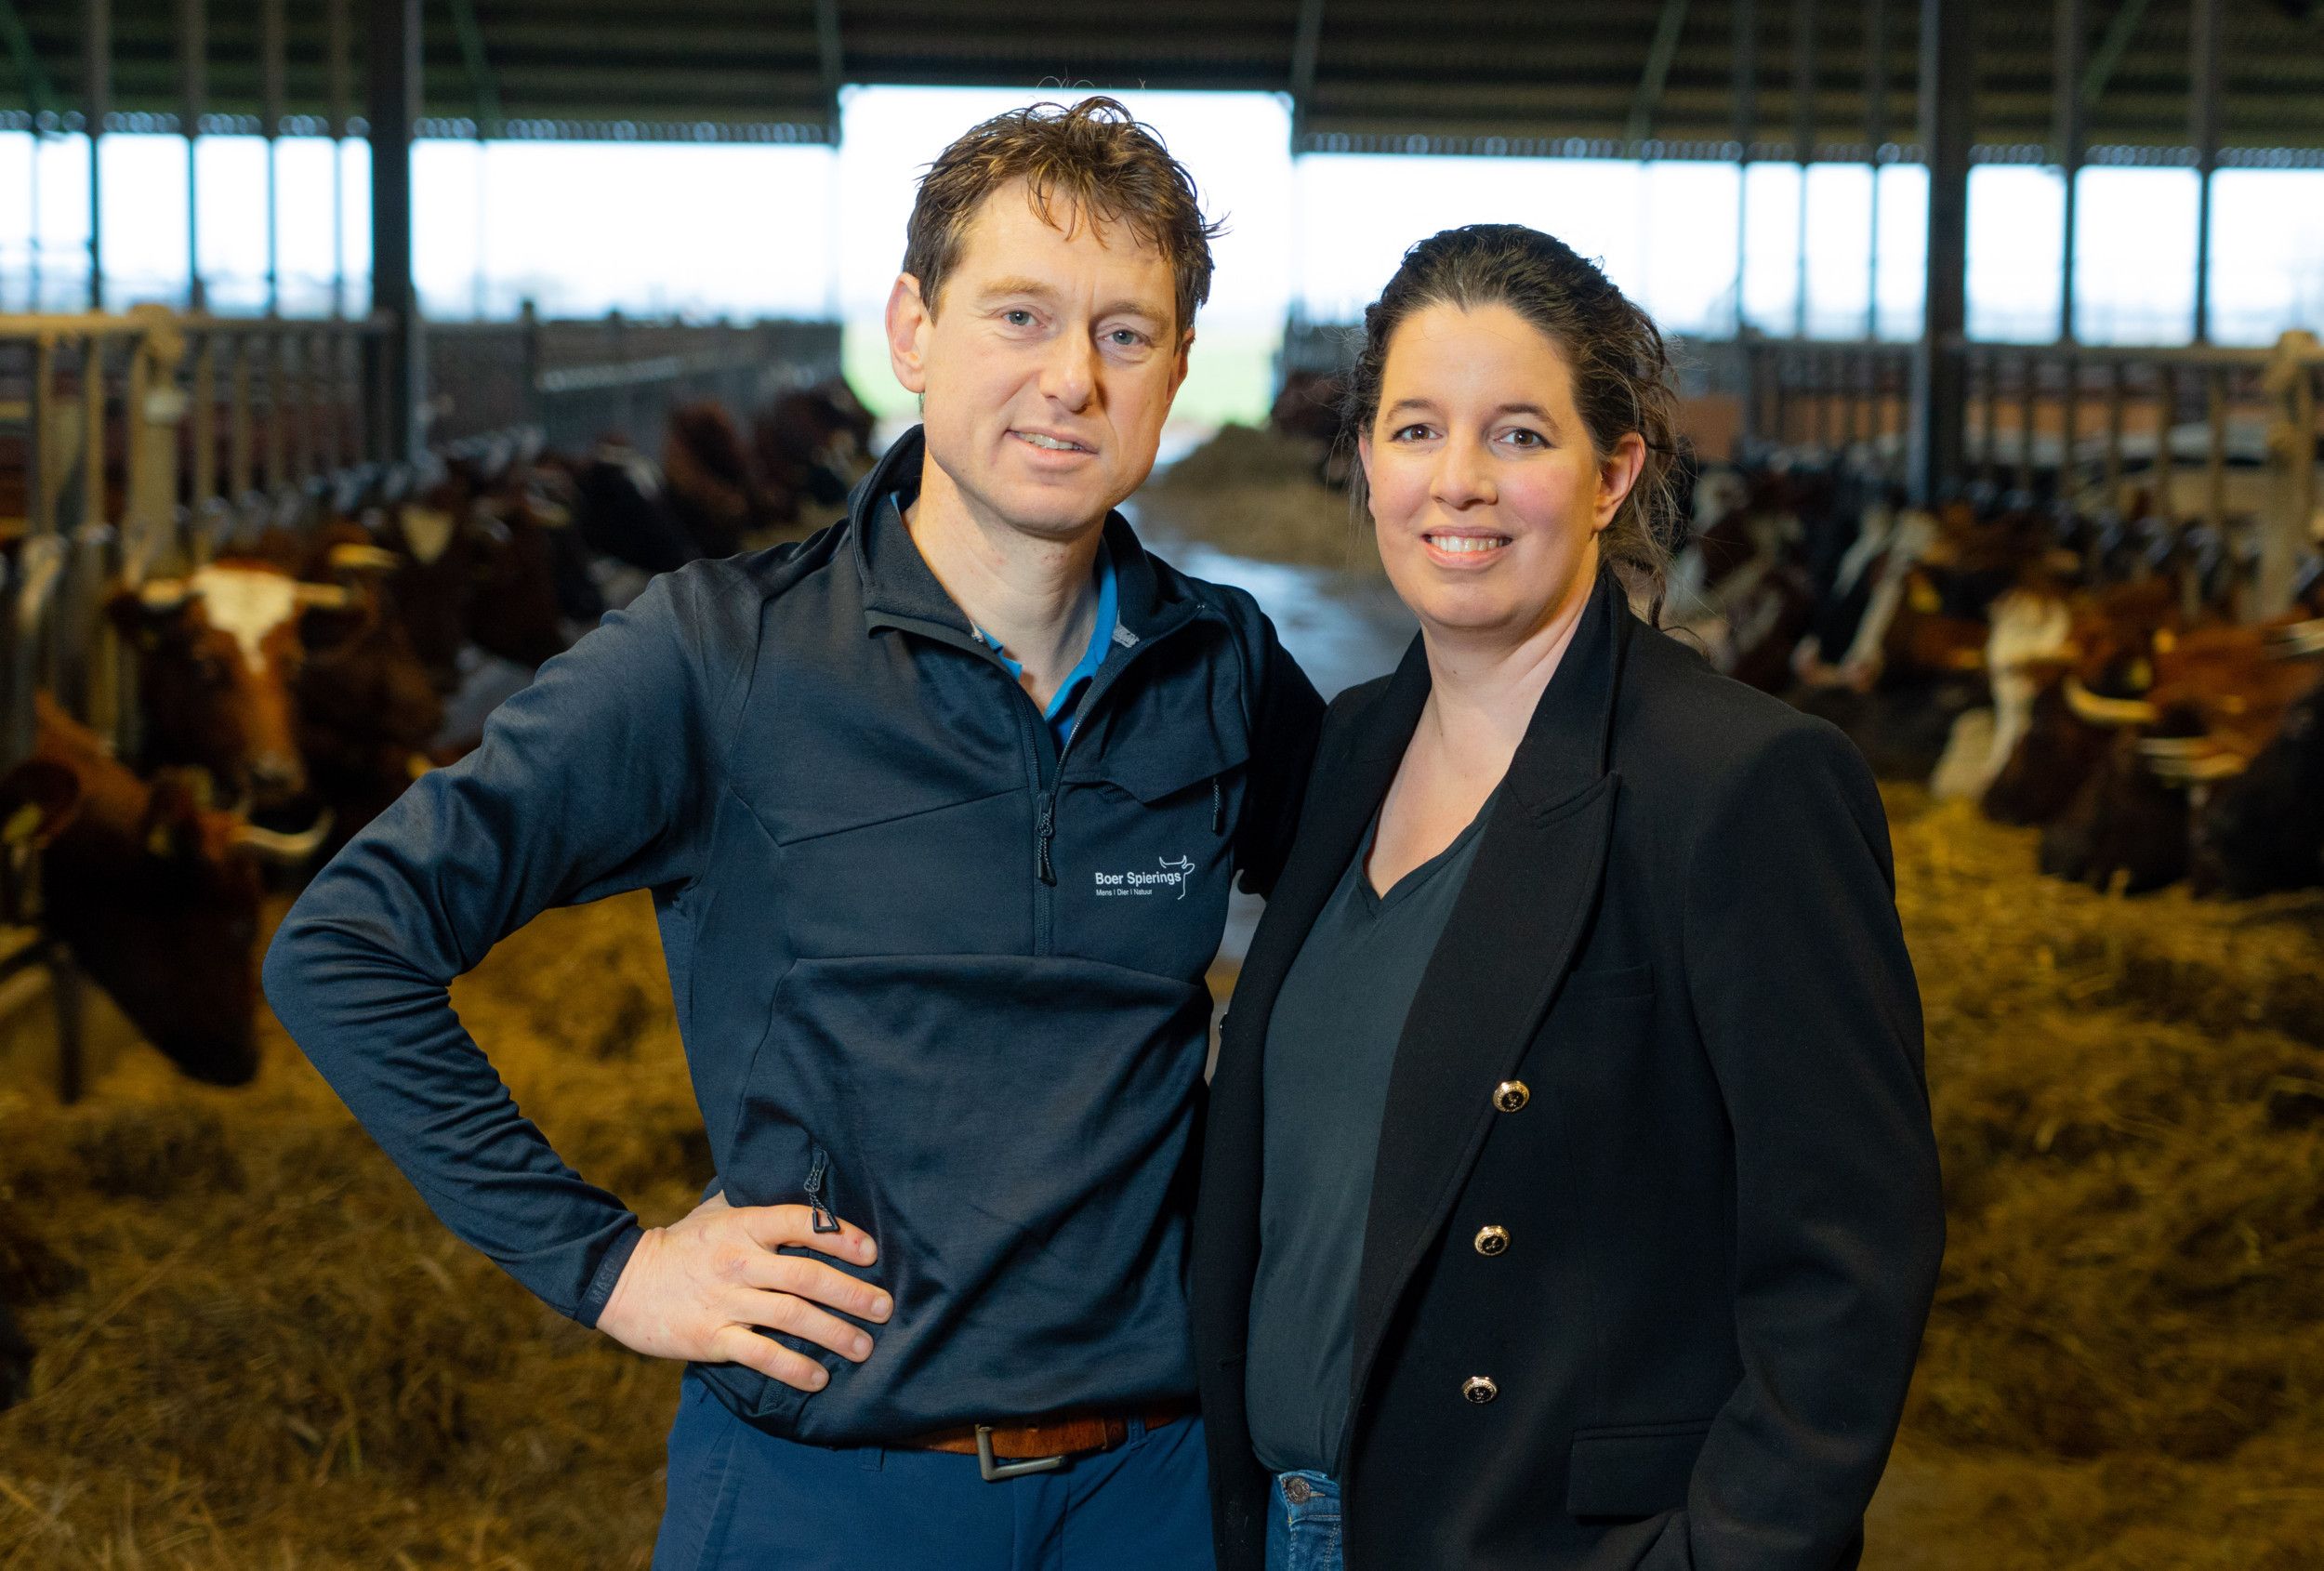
[0,791,2318,1568]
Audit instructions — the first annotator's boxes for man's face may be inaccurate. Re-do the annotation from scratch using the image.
[887,178,1192,541]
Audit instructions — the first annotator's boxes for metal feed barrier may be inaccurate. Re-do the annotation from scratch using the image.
[1738,331,2324,624]
[0,305,840,1101]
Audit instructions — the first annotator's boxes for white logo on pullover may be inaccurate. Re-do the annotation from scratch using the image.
[1094,855,1197,900]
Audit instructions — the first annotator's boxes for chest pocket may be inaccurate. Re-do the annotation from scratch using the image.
[1053,720,1251,979]
[1084,726,1251,810]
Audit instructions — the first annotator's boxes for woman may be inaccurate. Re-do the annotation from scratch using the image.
[1190,225,1944,1571]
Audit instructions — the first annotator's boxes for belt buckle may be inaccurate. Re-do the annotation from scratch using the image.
[975,1423,1067,1483]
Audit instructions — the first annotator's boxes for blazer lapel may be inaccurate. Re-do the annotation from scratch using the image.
[1221,635,1432,1068]
[1342,572,1635,1458]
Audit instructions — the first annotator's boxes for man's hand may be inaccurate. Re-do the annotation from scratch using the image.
[596,1190,891,1392]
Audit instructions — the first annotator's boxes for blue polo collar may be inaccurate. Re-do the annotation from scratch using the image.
[972,537,1118,746]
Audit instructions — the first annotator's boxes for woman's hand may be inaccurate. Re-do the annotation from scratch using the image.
[596,1190,891,1392]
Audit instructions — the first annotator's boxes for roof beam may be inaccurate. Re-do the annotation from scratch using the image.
[86,0,108,309]
[1914,0,1974,504]
[260,0,284,132]
[0,0,51,119]
[1290,0,1324,141]
[326,0,351,135]
[446,0,505,134]
[2191,0,2220,339]
[1626,0,1691,144]
[2081,0,2154,110]
[813,0,842,136]
[1865,0,1889,148]
[1793,0,1816,161]
[2056,0,2084,341]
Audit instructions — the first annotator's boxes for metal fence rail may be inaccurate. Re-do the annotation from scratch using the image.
[0,307,844,772]
[427,313,844,450]
[1737,331,2324,620]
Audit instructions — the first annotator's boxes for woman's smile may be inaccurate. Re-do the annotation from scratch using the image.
[1419,528,1513,566]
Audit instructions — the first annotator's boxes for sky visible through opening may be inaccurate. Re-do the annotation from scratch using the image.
[3,86,2318,425]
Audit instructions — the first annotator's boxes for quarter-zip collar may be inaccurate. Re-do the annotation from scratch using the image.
[852,425,1205,650]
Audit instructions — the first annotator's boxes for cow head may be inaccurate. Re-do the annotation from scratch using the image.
[665,402,755,555]
[464,478,578,669]
[6,695,277,1086]
[2190,682,2324,898]
[376,480,482,691]
[110,561,355,814]
[751,382,878,522]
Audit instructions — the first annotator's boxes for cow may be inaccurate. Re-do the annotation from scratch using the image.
[0,693,322,1085]
[1663,470,1813,688]
[286,535,449,856]
[752,378,878,520]
[370,481,482,691]
[462,469,593,668]
[107,559,357,817]
[664,401,756,556]
[1267,369,1354,487]
[2032,625,2317,895]
[2189,663,2324,897]
[571,439,703,575]
[1927,587,2075,802]
[340,462,591,692]
[496,462,607,635]
[1976,576,2181,825]
[2039,727,2193,894]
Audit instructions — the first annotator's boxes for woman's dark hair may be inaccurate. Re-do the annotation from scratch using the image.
[1345,223,1684,609]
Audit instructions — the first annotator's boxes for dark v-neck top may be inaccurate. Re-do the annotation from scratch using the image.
[1243,790,1497,1476]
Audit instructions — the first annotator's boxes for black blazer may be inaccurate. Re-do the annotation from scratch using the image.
[1191,568,1945,1571]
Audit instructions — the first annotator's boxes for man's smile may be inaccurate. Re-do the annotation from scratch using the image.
[1011,429,1097,455]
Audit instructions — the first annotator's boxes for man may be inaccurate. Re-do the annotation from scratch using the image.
[261,98,1319,1569]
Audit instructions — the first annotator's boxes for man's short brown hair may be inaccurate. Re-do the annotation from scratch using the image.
[903,96,1221,337]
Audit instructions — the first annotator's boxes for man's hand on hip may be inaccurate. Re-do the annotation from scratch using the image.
[596,1190,891,1392]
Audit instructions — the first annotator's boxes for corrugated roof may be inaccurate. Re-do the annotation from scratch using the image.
[7,0,2322,153]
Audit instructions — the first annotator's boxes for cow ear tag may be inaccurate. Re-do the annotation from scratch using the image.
[3,803,44,845]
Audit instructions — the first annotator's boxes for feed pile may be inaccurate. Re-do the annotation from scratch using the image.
[0,719,2318,1562]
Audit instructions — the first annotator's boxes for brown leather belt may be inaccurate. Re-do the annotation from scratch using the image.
[899,1397,1197,1482]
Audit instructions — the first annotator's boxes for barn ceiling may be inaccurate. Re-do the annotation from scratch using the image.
[7,0,2323,153]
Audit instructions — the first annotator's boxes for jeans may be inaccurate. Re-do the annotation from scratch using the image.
[1263,1470,1342,1571]
[652,1367,1216,1571]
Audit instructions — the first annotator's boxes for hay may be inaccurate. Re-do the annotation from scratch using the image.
[1137,425,1381,574]
[0,894,706,1570]
[1,786,2320,1566]
[1870,786,2324,1568]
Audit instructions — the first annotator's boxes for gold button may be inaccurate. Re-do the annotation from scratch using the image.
[1493,1080,1530,1113]
[1461,1376,1499,1405]
[1473,1225,1510,1257]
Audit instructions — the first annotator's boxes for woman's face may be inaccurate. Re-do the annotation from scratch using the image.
[1360,301,1644,650]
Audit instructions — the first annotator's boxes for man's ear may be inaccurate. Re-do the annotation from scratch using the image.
[1171,328,1195,396]
[886,274,931,396]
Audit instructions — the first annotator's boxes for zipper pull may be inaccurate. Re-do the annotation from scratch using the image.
[1211,775,1224,835]
[1036,793,1058,886]
[802,1146,839,1234]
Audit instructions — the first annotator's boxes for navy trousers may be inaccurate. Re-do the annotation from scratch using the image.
[652,1368,1217,1571]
